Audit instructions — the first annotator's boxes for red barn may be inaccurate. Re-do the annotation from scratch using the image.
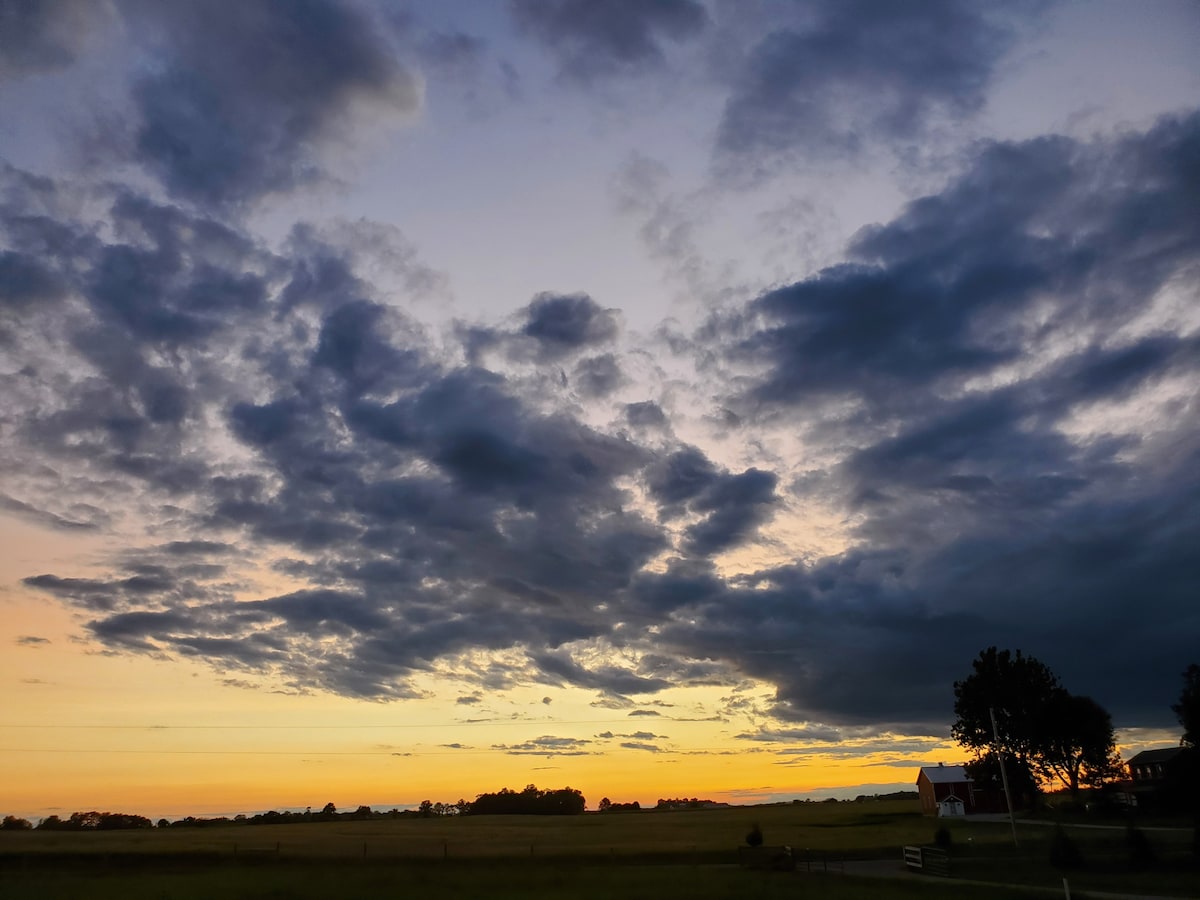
[916,763,975,816]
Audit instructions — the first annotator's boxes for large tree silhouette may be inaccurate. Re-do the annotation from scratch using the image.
[1173,664,1200,748]
[953,647,1120,800]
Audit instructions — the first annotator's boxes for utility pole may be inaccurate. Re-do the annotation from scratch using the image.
[990,706,1019,847]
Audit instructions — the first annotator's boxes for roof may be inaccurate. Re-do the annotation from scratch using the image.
[917,765,972,784]
[1127,747,1185,766]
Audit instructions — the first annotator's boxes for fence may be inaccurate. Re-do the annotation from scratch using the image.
[903,845,950,876]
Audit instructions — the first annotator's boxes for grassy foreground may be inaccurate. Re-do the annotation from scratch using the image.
[0,799,961,861]
[0,860,1031,900]
[1,799,1195,898]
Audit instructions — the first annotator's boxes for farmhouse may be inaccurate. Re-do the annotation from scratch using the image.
[916,763,975,816]
[1125,746,1193,811]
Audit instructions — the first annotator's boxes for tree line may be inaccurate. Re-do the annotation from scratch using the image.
[0,785,588,831]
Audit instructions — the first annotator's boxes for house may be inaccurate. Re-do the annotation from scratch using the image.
[1125,746,1193,811]
[1127,746,1185,784]
[916,763,976,816]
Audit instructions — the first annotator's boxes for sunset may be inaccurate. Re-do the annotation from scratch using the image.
[1,0,1198,840]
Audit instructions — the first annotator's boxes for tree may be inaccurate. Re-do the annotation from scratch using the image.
[1173,664,1200,748]
[598,797,612,811]
[953,647,1121,800]
[953,647,1063,766]
[2,815,32,830]
[964,751,1039,807]
[1037,693,1124,797]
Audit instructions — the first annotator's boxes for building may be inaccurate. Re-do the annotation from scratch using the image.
[1125,746,1192,810]
[916,763,976,816]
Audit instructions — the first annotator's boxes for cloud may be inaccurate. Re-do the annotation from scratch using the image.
[715,0,1039,175]
[521,293,619,358]
[15,635,50,647]
[620,741,663,752]
[645,448,780,556]
[492,735,594,756]
[0,0,107,82]
[120,0,421,208]
[656,110,1200,727]
[7,90,1198,740]
[511,0,707,81]
[0,494,104,531]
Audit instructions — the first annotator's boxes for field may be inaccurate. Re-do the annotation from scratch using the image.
[1,800,1195,899]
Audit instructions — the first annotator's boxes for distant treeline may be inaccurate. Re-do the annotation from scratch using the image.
[1,785,591,830]
[853,791,919,803]
[20,811,152,831]
[654,798,728,810]
[468,785,585,816]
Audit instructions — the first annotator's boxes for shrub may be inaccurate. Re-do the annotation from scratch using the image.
[745,823,764,847]
[1049,824,1084,869]
[933,825,952,849]
[1126,823,1155,870]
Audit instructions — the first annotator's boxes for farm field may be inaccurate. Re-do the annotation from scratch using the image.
[1,800,1195,898]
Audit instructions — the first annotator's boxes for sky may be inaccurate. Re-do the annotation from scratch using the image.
[1,0,1198,821]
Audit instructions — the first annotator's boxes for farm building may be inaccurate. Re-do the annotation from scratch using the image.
[1125,746,1195,811]
[916,763,976,816]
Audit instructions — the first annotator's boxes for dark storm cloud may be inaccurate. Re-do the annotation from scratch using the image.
[666,111,1200,728]
[646,448,780,556]
[511,0,707,81]
[521,292,619,359]
[715,0,1037,173]
[0,0,107,81]
[573,354,625,397]
[624,401,667,429]
[532,650,671,695]
[9,172,689,700]
[1,177,280,500]
[121,0,420,208]
[10,63,1197,739]
[736,114,1200,417]
[0,494,101,531]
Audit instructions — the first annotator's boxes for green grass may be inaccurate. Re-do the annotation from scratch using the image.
[0,860,1033,900]
[0,799,994,861]
[1,800,1195,898]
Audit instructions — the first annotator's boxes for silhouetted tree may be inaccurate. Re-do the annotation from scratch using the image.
[466,785,585,816]
[1038,693,1124,798]
[598,797,612,811]
[1174,664,1200,748]
[1049,824,1083,869]
[954,647,1062,766]
[954,647,1121,800]
[2,815,32,830]
[964,751,1039,808]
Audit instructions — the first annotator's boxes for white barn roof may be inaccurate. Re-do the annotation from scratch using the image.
[919,764,972,784]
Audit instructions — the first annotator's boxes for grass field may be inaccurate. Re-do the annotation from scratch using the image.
[1,799,1196,898]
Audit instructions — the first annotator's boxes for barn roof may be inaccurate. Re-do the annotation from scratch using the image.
[918,764,972,784]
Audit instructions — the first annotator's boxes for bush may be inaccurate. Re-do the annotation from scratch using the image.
[745,823,764,847]
[933,825,952,849]
[1049,824,1084,869]
[1125,823,1155,870]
